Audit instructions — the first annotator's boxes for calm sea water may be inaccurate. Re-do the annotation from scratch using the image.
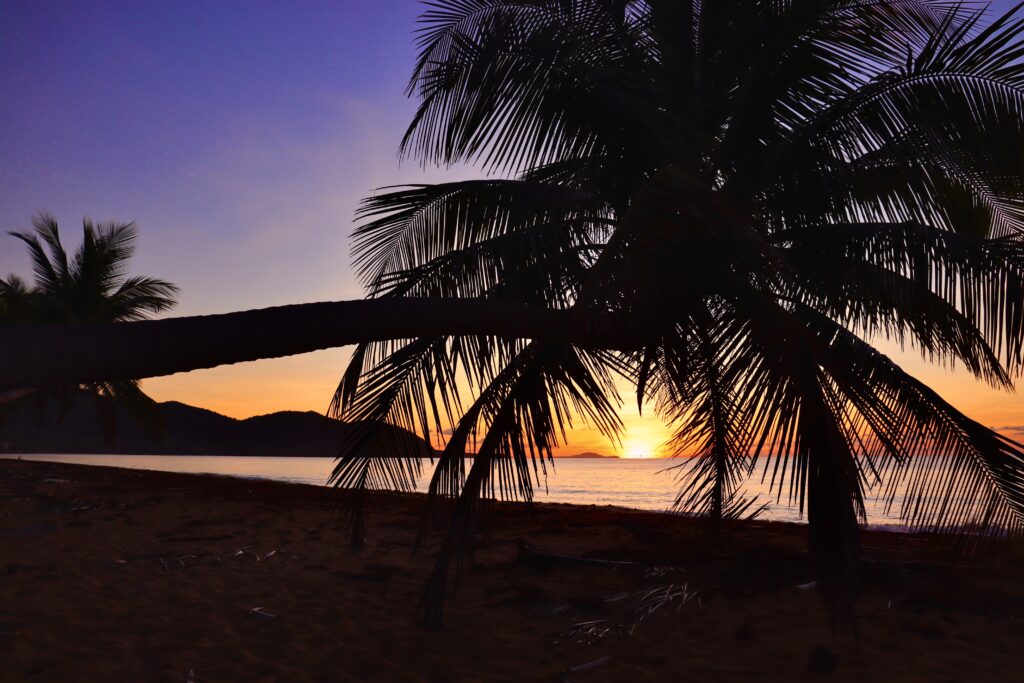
[2,453,927,529]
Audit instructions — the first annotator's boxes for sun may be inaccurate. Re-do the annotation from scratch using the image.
[621,438,656,459]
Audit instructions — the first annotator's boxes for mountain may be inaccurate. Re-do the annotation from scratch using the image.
[0,392,432,457]
[561,452,619,459]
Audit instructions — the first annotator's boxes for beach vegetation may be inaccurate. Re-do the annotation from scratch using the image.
[0,213,178,435]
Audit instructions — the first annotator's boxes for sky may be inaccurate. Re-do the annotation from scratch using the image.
[2,1,1024,456]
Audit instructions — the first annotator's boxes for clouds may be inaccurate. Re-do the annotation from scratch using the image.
[994,425,1024,436]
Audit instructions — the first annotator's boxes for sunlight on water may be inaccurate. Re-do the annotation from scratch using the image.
[1,453,969,531]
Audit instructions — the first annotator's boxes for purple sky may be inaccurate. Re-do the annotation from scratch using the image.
[1,0,464,316]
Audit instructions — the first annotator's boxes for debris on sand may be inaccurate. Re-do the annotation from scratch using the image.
[246,607,277,620]
[562,654,611,681]
[556,620,612,646]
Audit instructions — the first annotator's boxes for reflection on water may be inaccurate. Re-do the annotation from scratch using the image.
[2,453,947,530]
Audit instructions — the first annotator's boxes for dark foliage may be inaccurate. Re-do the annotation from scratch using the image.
[0,214,178,436]
[331,1,1024,626]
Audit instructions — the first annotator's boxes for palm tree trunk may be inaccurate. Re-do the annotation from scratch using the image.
[0,298,637,392]
[0,389,34,403]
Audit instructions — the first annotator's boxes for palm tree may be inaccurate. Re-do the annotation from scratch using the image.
[1,1,1023,628]
[325,1,1024,626]
[0,213,178,434]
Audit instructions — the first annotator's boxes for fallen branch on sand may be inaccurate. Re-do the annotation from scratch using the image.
[628,583,698,634]
[246,607,277,620]
[555,583,701,647]
[561,655,611,682]
[555,620,612,646]
[517,541,638,568]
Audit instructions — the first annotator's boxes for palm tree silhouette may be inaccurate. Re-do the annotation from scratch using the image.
[0,213,178,434]
[327,1,1024,625]
[1,1,1023,627]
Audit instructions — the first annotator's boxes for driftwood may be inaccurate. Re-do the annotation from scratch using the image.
[246,607,277,620]
[568,656,611,673]
[561,655,612,683]
[517,541,638,568]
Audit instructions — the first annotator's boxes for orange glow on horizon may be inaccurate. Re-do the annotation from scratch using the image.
[142,340,1024,457]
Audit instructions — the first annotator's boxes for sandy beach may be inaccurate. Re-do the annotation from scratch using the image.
[1,458,1022,682]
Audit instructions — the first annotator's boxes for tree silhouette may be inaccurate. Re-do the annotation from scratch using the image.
[0,213,178,435]
[1,1,1023,628]
[329,1,1024,625]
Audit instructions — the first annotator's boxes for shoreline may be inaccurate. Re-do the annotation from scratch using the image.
[3,458,1022,681]
[2,452,1003,536]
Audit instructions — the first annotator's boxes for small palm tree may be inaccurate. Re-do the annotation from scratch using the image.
[0,213,178,434]
[328,1,1024,626]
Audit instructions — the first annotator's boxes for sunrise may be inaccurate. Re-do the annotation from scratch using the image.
[3,1,1024,680]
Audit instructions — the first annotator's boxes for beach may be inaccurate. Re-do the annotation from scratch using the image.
[2,458,1022,682]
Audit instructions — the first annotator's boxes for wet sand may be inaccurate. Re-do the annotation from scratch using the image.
[1,458,1022,681]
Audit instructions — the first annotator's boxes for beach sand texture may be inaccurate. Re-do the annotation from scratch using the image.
[2,458,1022,681]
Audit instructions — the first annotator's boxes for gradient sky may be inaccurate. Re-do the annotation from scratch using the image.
[3,1,1024,456]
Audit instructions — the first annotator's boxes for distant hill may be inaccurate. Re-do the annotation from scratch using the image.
[562,452,619,459]
[0,392,432,457]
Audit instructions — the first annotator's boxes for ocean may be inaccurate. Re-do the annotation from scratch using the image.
[1,453,953,530]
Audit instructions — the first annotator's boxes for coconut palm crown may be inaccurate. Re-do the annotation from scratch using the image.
[0,213,178,433]
[327,1,1024,624]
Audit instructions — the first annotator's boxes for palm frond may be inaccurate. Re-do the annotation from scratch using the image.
[782,222,1024,376]
[354,179,610,302]
[106,276,179,321]
[795,305,1024,537]
[8,230,61,296]
[659,307,759,524]
[403,0,661,172]
[418,341,622,626]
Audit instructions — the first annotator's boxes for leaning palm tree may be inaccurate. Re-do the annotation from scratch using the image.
[325,1,1024,625]
[1,0,1023,629]
[0,213,178,433]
